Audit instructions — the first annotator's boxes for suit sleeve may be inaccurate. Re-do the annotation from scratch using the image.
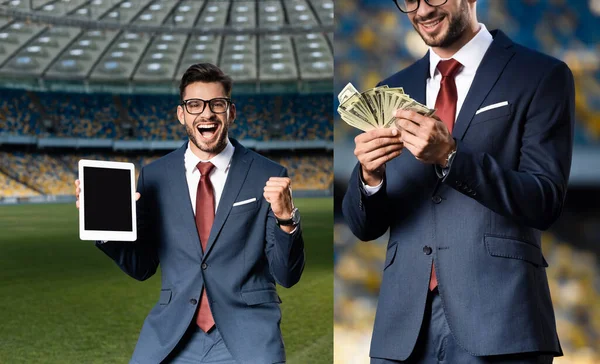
[342,163,392,241]
[95,166,160,281]
[264,168,305,288]
[442,62,575,230]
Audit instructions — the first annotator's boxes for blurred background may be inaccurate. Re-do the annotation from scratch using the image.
[0,0,333,362]
[334,0,600,363]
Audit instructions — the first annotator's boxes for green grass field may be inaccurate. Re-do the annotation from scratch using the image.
[0,198,332,364]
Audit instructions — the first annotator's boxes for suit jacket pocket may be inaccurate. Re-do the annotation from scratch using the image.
[159,289,172,305]
[485,235,548,267]
[383,242,398,270]
[471,103,511,126]
[230,199,259,215]
[241,289,282,306]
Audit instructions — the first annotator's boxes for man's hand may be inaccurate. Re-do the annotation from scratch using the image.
[394,110,456,166]
[354,128,404,186]
[263,177,295,233]
[74,179,141,209]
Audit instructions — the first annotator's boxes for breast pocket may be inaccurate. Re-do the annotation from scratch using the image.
[471,103,512,126]
[230,198,259,215]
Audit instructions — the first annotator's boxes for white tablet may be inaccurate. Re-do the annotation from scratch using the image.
[79,159,137,241]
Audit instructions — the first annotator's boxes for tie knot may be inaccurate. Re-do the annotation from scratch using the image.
[437,59,462,78]
[197,162,214,177]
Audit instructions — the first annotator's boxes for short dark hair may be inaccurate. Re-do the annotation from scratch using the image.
[179,63,233,101]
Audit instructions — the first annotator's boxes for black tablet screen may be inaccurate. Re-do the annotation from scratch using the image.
[83,166,133,232]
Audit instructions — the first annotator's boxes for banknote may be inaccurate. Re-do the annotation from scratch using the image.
[337,82,435,131]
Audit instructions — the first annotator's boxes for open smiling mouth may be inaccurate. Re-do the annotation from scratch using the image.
[196,122,220,140]
[419,16,445,32]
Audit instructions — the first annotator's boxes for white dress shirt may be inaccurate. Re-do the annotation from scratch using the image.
[362,23,493,195]
[184,140,235,214]
[426,23,493,120]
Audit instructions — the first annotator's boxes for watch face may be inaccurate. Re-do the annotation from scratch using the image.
[291,208,300,224]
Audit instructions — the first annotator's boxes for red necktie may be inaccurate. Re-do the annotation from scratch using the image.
[430,58,462,291]
[195,162,215,332]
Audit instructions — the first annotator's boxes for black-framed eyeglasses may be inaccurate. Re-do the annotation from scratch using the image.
[393,0,448,13]
[180,97,232,115]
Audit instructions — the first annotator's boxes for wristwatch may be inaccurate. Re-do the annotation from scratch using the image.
[276,207,300,226]
[440,146,457,177]
[443,145,457,167]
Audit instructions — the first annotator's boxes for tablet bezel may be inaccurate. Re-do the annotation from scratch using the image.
[78,159,137,242]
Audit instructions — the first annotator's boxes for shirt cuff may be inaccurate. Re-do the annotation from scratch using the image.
[360,176,383,196]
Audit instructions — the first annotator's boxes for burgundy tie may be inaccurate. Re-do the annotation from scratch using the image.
[195,162,215,332]
[430,58,462,291]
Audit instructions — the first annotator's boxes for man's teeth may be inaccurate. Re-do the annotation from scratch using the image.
[422,19,442,28]
[197,124,217,129]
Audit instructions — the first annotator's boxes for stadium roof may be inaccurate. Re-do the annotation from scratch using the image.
[0,0,333,83]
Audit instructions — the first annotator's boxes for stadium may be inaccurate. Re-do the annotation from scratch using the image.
[334,0,600,363]
[0,0,333,363]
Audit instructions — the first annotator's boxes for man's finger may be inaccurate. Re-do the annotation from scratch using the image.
[401,132,421,149]
[265,180,289,187]
[263,186,287,193]
[355,127,399,144]
[394,109,430,125]
[356,136,403,156]
[268,177,290,182]
[135,193,141,201]
[395,118,420,136]
[360,144,404,164]
[366,150,403,171]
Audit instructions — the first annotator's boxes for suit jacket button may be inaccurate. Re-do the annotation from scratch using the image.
[190,298,197,305]
[423,246,432,255]
[432,195,442,204]
[201,263,208,270]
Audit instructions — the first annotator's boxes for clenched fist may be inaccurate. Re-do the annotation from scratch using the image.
[263,177,295,233]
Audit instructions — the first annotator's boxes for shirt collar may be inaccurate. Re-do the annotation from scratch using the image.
[184,139,235,174]
[428,23,493,79]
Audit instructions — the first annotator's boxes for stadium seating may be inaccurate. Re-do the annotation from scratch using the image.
[0,91,333,142]
[0,89,42,136]
[0,151,332,198]
[0,171,40,197]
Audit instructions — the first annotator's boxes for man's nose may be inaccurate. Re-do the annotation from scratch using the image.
[200,103,215,118]
[416,0,437,18]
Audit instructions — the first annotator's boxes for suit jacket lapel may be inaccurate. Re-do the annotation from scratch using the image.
[453,30,516,140]
[165,142,203,258]
[405,52,429,106]
[202,139,253,260]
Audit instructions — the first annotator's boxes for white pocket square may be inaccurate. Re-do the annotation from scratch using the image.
[475,101,509,115]
[233,198,256,207]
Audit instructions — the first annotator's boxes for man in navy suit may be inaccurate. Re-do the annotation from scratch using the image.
[76,63,305,363]
[343,0,574,362]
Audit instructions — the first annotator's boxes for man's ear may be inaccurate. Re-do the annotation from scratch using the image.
[177,104,185,125]
[228,103,236,124]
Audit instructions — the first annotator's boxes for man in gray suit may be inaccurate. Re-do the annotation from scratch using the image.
[343,0,573,363]
[76,63,305,363]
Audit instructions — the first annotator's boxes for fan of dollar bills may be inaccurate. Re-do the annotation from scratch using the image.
[337,82,436,132]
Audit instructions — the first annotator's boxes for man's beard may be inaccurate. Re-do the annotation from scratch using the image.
[413,0,470,48]
[185,115,229,155]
